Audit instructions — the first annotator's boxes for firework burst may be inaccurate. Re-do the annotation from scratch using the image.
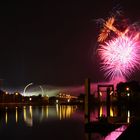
[97,12,140,80]
[98,34,140,79]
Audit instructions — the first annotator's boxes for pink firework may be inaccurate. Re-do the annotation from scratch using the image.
[98,34,140,80]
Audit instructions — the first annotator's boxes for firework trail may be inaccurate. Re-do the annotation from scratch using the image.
[97,11,140,80]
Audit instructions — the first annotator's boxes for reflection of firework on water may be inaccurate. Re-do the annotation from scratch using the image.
[96,11,140,80]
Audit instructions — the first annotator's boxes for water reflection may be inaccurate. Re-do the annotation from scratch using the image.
[5,108,8,124]
[56,105,77,120]
[46,106,48,118]
[127,110,130,123]
[23,106,33,127]
[23,106,26,123]
[87,105,133,140]
[0,105,78,127]
[99,105,103,117]
[15,107,18,123]
[104,125,127,140]
[90,105,132,124]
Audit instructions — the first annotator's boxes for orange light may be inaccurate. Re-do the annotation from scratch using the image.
[126,87,129,91]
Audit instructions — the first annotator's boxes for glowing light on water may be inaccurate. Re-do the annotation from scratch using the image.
[23,106,27,122]
[5,110,8,124]
[105,125,128,140]
[15,107,18,123]
[127,110,130,123]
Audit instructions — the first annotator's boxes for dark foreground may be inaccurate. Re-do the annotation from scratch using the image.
[0,120,85,140]
[0,105,85,140]
[117,120,140,140]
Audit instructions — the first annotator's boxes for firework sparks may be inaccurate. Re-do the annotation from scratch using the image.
[98,17,115,42]
[98,34,140,79]
[97,12,140,80]
[97,16,127,42]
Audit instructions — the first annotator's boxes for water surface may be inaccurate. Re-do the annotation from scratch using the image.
[0,105,85,140]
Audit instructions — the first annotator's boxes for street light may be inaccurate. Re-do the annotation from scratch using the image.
[126,87,130,97]
[126,87,130,91]
[15,92,19,96]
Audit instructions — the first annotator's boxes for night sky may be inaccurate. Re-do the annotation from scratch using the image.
[0,0,140,87]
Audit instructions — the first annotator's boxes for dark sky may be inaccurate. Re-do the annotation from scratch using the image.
[0,0,140,87]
